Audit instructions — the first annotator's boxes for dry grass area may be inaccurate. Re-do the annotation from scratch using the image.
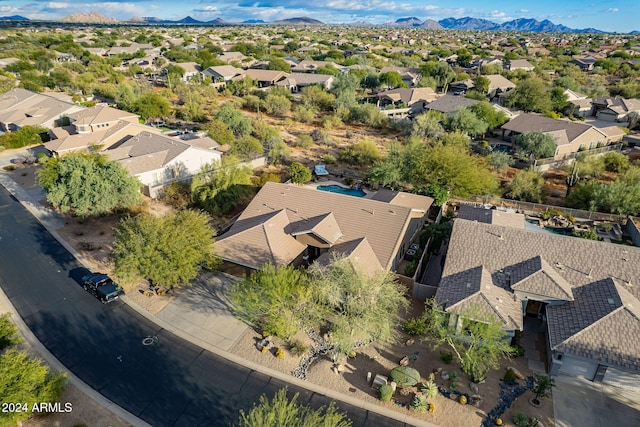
[229,300,555,427]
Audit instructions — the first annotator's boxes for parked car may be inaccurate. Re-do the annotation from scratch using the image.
[81,273,124,304]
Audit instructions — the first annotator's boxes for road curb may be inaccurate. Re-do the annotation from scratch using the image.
[1,171,437,427]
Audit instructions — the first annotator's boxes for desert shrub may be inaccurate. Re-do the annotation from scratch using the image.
[253,172,281,187]
[294,134,313,148]
[440,351,453,364]
[403,317,428,336]
[322,154,336,164]
[339,140,382,165]
[378,384,393,402]
[449,371,459,390]
[512,412,529,427]
[420,380,438,399]
[160,181,193,210]
[288,340,308,356]
[389,366,421,386]
[310,128,324,141]
[293,105,316,123]
[541,208,574,223]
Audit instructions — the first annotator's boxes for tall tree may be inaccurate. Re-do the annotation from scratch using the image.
[446,107,489,137]
[191,156,253,213]
[132,92,172,122]
[503,77,552,113]
[289,162,312,184]
[112,210,217,290]
[37,153,142,217]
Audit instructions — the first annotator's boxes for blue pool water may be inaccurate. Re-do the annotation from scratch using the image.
[317,184,366,197]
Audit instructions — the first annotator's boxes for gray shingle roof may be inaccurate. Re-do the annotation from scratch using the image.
[457,205,525,229]
[425,95,479,114]
[547,278,640,372]
[439,218,640,372]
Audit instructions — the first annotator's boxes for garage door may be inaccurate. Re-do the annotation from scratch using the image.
[602,367,640,391]
[559,356,598,380]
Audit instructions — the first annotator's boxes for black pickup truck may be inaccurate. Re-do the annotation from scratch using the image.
[81,273,125,304]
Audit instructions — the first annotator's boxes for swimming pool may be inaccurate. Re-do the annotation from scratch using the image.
[317,184,366,197]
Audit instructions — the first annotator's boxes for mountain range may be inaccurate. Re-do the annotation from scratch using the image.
[389,16,603,33]
[0,13,614,33]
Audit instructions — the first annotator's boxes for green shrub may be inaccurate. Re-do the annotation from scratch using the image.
[378,384,393,401]
[294,134,313,148]
[389,366,421,386]
[322,154,336,164]
[510,345,525,357]
[512,412,529,427]
[449,371,459,390]
[440,351,453,364]
[404,317,428,336]
[288,340,308,356]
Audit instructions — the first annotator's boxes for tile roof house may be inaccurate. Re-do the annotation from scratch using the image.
[240,69,289,88]
[215,182,433,276]
[380,66,421,87]
[275,72,335,92]
[201,65,244,83]
[103,131,223,198]
[591,97,640,123]
[500,113,625,159]
[375,87,439,110]
[434,211,640,382]
[504,59,535,71]
[0,88,84,132]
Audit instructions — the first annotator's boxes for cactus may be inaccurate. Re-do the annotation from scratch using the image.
[411,394,429,412]
[459,395,467,405]
[565,162,580,197]
[420,380,439,399]
[275,348,285,359]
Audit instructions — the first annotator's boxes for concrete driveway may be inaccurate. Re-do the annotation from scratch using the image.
[554,374,640,427]
[155,272,247,351]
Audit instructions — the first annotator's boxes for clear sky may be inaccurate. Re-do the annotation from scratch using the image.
[1,0,637,33]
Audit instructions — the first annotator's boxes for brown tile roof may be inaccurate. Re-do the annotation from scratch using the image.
[215,209,307,268]
[290,212,343,245]
[216,182,433,271]
[501,113,605,145]
[316,237,383,277]
[371,188,434,212]
[547,278,640,372]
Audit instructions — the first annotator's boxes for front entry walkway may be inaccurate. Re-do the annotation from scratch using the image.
[521,316,547,373]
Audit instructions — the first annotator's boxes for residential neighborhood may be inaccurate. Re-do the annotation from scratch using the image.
[0,13,639,427]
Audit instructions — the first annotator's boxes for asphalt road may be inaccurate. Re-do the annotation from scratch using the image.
[0,186,405,427]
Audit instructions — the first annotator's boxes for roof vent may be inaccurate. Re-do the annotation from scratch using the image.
[607,297,615,305]
[466,282,471,288]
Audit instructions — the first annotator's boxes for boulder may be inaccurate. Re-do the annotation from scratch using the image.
[507,367,525,380]
[405,338,415,346]
[390,381,397,393]
[441,370,450,381]
[469,382,479,394]
[399,356,409,366]
[469,394,482,407]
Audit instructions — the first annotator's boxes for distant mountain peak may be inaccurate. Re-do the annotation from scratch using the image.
[271,16,324,25]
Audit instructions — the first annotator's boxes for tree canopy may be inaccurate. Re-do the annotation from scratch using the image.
[112,210,217,289]
[37,153,142,217]
[513,132,557,160]
[506,168,545,203]
[289,162,312,184]
[191,156,254,214]
[0,125,47,149]
[503,77,552,113]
